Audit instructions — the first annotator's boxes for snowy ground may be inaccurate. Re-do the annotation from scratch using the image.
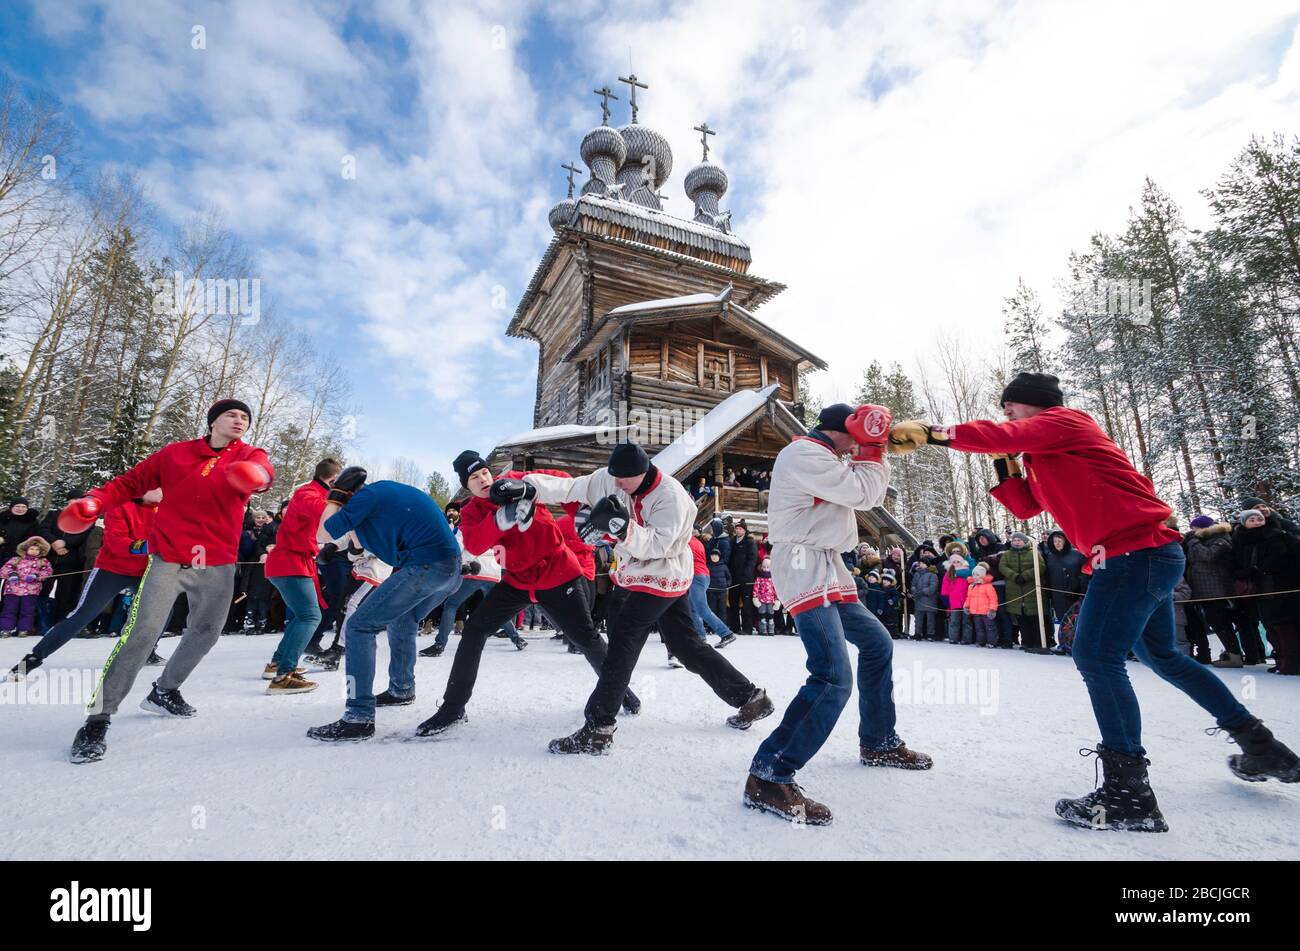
[2,631,1298,860]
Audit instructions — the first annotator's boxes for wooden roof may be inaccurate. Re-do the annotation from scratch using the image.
[563,287,828,371]
[506,231,785,341]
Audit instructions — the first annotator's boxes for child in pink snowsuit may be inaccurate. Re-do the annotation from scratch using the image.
[1,536,54,636]
[752,558,780,636]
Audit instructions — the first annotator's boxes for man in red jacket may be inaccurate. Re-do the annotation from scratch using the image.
[59,398,274,764]
[8,489,165,680]
[892,372,1299,831]
[262,458,341,694]
[415,451,640,737]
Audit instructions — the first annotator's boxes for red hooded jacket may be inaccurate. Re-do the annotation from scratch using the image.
[265,479,330,579]
[88,437,273,566]
[94,501,157,577]
[949,407,1179,571]
[458,470,581,598]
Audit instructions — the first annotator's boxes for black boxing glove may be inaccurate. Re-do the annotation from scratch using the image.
[587,495,630,542]
[328,466,368,505]
[489,478,531,505]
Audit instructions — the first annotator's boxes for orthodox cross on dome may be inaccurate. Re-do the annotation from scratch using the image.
[593,85,619,125]
[693,121,716,161]
[562,161,582,198]
[655,189,670,204]
[617,73,648,123]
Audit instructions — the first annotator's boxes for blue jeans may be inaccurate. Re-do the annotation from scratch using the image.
[343,559,460,722]
[750,599,901,783]
[687,573,730,638]
[1072,541,1252,757]
[269,575,323,675]
[435,577,520,647]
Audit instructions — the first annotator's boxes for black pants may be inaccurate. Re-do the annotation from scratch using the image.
[442,576,628,711]
[728,582,755,633]
[706,587,726,618]
[1198,600,1237,654]
[33,568,144,661]
[1010,612,1052,649]
[585,588,755,728]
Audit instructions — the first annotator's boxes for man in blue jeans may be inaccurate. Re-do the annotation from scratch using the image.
[746,404,932,826]
[422,540,525,657]
[687,534,734,647]
[893,371,1300,832]
[306,472,461,741]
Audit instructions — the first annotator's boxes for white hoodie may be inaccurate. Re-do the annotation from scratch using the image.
[766,434,891,615]
[523,467,694,597]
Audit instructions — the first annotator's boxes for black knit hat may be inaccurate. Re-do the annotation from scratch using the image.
[7,496,28,507]
[207,398,252,429]
[452,450,491,488]
[817,403,854,433]
[607,442,650,477]
[1000,372,1064,409]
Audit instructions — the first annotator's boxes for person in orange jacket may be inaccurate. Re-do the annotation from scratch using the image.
[964,563,1000,647]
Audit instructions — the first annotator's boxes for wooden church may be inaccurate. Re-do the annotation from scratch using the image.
[485,77,914,547]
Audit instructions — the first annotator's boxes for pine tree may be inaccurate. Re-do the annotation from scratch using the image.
[1003,278,1051,373]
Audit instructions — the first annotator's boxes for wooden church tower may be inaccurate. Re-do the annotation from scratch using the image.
[486,76,912,546]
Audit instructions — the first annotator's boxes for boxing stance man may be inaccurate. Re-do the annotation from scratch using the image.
[63,399,273,763]
[416,451,639,737]
[522,443,772,755]
[745,404,931,826]
[891,371,1299,831]
[307,471,461,741]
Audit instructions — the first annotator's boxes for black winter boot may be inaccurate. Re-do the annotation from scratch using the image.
[140,683,196,718]
[415,704,467,736]
[306,718,375,742]
[548,721,615,754]
[1218,719,1300,783]
[1054,746,1168,832]
[70,719,110,764]
[7,652,41,681]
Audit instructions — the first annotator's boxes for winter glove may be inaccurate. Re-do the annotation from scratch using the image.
[129,539,148,556]
[752,596,761,608]
[467,560,481,575]
[987,610,997,619]
[585,495,630,542]
[1015,574,1027,585]
[327,466,368,505]
[991,453,1023,483]
[460,563,472,576]
[888,421,950,455]
[58,496,102,534]
[23,574,37,583]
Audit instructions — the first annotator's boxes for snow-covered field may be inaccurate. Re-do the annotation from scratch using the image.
[2,632,1297,860]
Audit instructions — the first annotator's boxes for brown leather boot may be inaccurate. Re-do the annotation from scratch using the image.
[726,687,774,730]
[861,743,933,770]
[743,775,832,825]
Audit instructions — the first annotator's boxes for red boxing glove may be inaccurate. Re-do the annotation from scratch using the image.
[57,496,102,533]
[227,461,271,494]
[846,405,893,463]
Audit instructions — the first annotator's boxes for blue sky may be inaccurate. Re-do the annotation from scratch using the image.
[4,0,1299,484]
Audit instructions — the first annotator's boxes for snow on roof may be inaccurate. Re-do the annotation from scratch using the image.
[497,423,615,447]
[652,384,779,476]
[608,292,720,316]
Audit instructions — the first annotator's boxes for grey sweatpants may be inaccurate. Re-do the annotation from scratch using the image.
[88,557,237,719]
